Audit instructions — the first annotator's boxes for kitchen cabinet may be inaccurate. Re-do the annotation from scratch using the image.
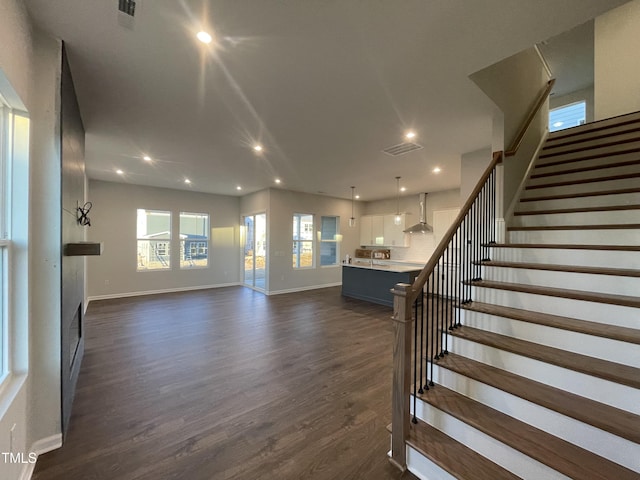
[383,214,409,247]
[359,215,385,246]
[359,214,409,247]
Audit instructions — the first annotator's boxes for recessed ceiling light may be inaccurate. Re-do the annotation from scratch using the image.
[143,155,152,162]
[197,31,212,44]
[253,144,263,152]
[116,169,124,175]
[405,131,416,140]
[184,179,191,184]
[433,167,442,174]
[400,187,406,192]
[355,195,360,199]
[236,186,242,191]
[275,178,281,184]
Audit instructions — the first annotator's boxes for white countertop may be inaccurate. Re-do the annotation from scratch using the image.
[343,262,422,273]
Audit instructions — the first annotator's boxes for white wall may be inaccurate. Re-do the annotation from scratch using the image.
[460,148,493,203]
[0,1,63,478]
[266,189,362,294]
[87,180,241,299]
[470,47,551,216]
[363,189,460,263]
[594,0,640,120]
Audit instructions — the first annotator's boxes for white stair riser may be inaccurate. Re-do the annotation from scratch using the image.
[547,113,640,141]
[532,147,640,174]
[412,401,570,480]
[447,336,640,414]
[488,247,640,270]
[528,164,640,188]
[540,133,640,158]
[459,309,639,368]
[470,285,639,329]
[480,265,640,297]
[508,229,638,246]
[511,209,640,227]
[517,192,640,212]
[538,141,640,167]
[522,177,640,198]
[431,365,640,472]
[406,445,458,480]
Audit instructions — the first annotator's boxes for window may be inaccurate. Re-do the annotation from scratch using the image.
[0,96,8,378]
[293,213,314,268]
[319,216,339,266]
[137,209,171,270]
[549,101,586,132]
[180,212,209,268]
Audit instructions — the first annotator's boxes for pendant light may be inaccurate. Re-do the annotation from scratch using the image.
[349,186,356,227]
[394,176,402,225]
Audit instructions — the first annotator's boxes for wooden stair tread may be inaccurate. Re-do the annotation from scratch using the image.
[435,353,640,443]
[520,187,640,202]
[468,278,640,309]
[531,159,640,179]
[538,137,640,159]
[417,385,639,480]
[514,204,640,216]
[536,146,640,168]
[449,325,640,389]
[487,243,640,252]
[462,301,640,345]
[547,113,640,143]
[478,259,640,278]
[526,172,640,190]
[507,223,640,231]
[406,418,521,480]
[543,125,640,151]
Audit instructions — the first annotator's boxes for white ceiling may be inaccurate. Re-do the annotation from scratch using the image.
[24,0,629,201]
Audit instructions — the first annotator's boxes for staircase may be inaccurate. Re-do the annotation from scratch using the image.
[399,112,640,479]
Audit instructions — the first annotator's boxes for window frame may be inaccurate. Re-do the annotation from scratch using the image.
[292,213,314,269]
[319,215,340,267]
[136,209,172,272]
[179,211,210,270]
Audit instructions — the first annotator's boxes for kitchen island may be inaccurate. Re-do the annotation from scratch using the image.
[341,263,422,307]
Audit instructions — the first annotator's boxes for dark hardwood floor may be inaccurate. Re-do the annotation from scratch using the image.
[33,286,418,480]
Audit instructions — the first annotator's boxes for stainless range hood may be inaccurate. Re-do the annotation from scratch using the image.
[403,193,433,233]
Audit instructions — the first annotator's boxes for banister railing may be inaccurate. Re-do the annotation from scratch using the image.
[389,78,555,471]
[505,79,555,157]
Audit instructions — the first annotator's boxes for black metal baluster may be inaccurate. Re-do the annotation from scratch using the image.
[443,247,449,355]
[412,297,418,424]
[418,292,424,394]
[426,276,433,388]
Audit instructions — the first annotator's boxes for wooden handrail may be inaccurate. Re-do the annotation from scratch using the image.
[405,150,503,304]
[505,78,555,157]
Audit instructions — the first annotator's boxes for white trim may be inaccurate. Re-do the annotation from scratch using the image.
[86,282,241,303]
[20,434,63,480]
[504,129,548,222]
[534,44,553,79]
[267,282,341,296]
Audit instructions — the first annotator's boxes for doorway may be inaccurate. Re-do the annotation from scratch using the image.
[243,213,267,290]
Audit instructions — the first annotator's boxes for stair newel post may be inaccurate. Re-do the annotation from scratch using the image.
[390,282,415,471]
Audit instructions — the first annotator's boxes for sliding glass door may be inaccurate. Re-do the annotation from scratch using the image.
[243,213,267,290]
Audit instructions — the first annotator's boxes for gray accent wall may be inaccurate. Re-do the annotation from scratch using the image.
[60,44,86,437]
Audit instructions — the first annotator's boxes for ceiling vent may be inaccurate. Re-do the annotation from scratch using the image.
[118,0,136,16]
[382,142,423,156]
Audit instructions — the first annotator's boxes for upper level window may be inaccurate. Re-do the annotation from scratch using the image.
[319,216,339,266]
[549,101,586,132]
[137,209,171,271]
[293,213,314,268]
[180,212,209,269]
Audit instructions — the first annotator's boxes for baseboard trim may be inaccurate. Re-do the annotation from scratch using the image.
[267,282,342,296]
[87,282,242,303]
[21,434,62,480]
